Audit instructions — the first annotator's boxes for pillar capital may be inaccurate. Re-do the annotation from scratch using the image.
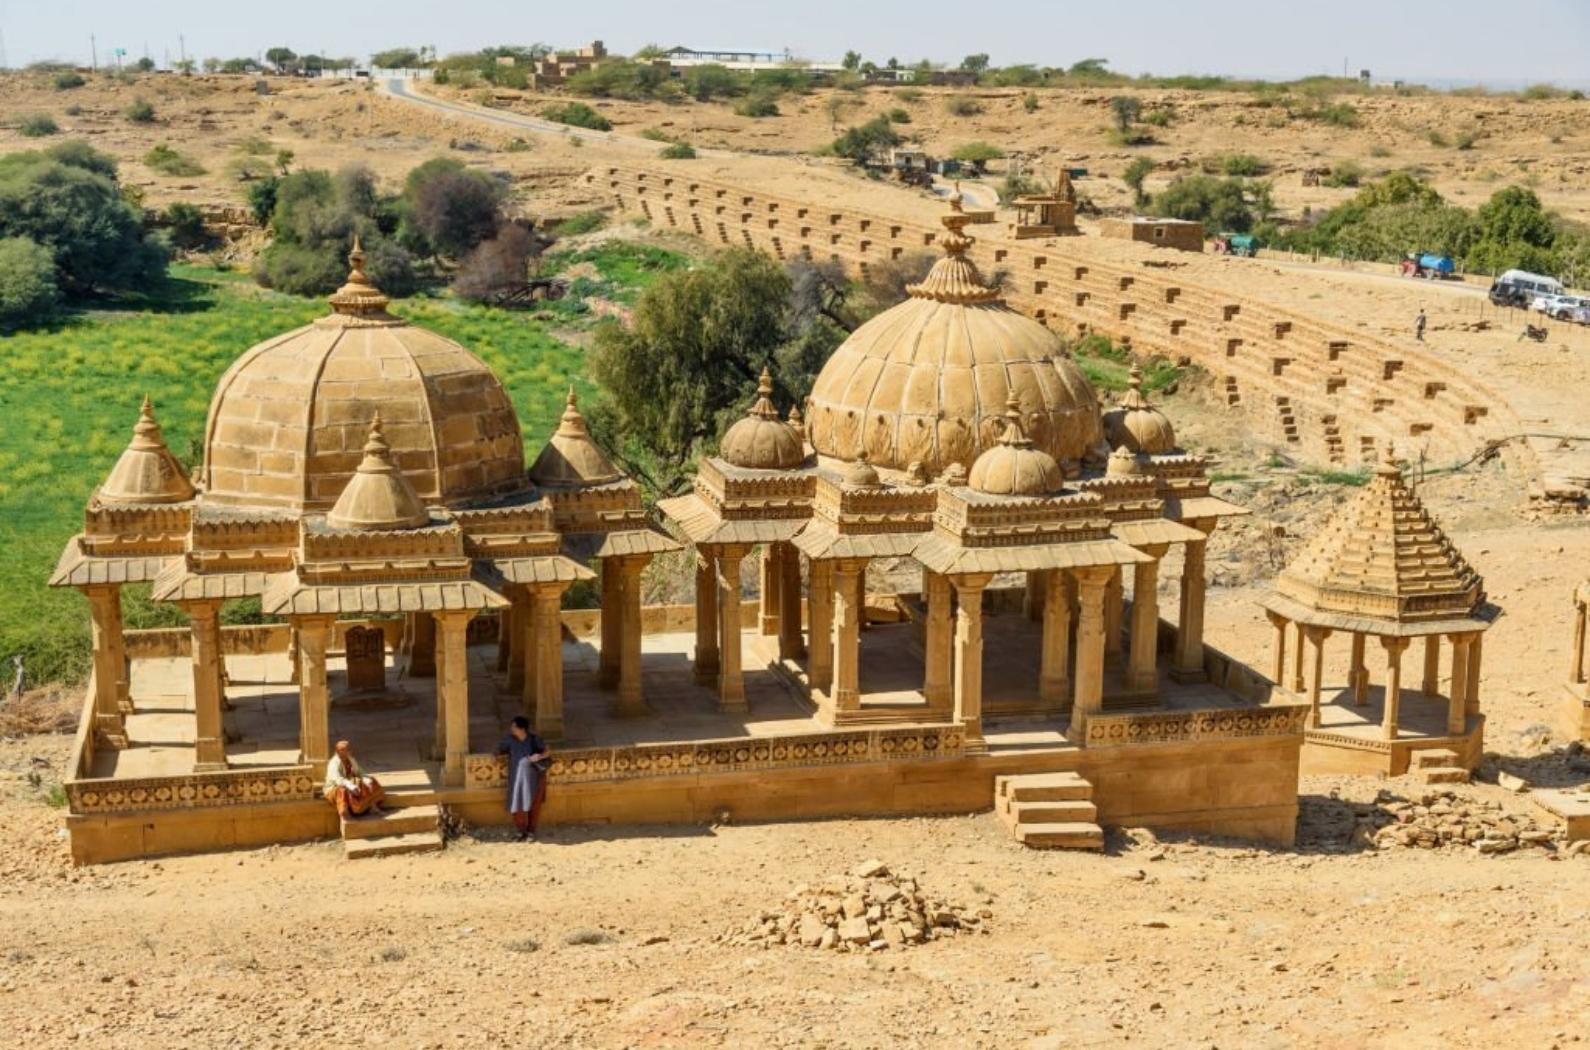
[1379,634,1412,656]
[1264,609,1289,630]
[1301,624,1333,643]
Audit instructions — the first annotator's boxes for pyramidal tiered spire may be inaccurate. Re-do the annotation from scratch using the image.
[327,235,394,320]
[98,397,197,505]
[1275,445,1482,622]
[529,387,624,486]
[905,190,1002,305]
[326,414,430,530]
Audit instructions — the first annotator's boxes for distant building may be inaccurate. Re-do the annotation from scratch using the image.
[1099,216,1204,253]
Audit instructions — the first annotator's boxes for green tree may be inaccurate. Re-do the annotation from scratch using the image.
[1151,175,1254,233]
[950,141,1005,174]
[960,53,990,73]
[1109,95,1141,132]
[265,47,298,73]
[125,97,156,123]
[841,50,862,71]
[397,157,505,258]
[162,202,211,251]
[683,63,742,101]
[1069,58,1111,77]
[371,48,424,69]
[133,57,155,73]
[588,249,812,489]
[541,102,612,130]
[830,116,901,166]
[0,235,60,328]
[1122,156,1155,205]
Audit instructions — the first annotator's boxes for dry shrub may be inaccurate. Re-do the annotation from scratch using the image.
[452,224,535,302]
[0,687,78,737]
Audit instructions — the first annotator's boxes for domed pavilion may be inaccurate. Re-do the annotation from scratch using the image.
[52,243,676,797]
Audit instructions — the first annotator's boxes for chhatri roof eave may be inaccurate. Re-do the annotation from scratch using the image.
[1258,591,1501,638]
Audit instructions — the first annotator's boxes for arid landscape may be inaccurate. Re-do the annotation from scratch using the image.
[3,22,1590,1050]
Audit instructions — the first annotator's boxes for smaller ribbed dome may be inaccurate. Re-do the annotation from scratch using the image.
[841,450,882,488]
[99,397,196,505]
[326,415,430,530]
[719,368,805,470]
[1103,366,1178,455]
[529,389,623,487]
[1106,444,1146,477]
[968,396,1064,496]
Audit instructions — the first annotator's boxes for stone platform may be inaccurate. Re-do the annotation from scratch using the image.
[1295,685,1485,776]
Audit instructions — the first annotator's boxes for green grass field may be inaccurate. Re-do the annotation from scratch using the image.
[0,253,676,686]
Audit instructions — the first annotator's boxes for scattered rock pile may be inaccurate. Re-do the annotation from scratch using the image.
[1370,789,1562,854]
[719,860,989,951]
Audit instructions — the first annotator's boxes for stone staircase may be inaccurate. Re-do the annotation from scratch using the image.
[995,772,1105,850]
[340,769,445,859]
[1413,748,1471,785]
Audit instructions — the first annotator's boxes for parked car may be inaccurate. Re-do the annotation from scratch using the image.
[1491,268,1565,307]
[1548,295,1590,320]
[1565,304,1590,326]
[1531,293,1573,314]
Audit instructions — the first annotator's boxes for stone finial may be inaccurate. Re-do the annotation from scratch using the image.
[719,367,804,470]
[997,394,1032,447]
[326,413,431,530]
[905,188,1001,305]
[841,449,882,487]
[787,403,806,442]
[1377,442,1401,477]
[904,460,929,486]
[97,396,197,505]
[328,232,392,318]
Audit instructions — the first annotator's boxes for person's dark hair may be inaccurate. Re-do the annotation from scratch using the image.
[511,715,531,732]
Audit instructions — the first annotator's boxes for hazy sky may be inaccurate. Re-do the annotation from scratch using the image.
[3,0,1587,84]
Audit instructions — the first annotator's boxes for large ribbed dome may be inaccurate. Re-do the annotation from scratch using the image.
[805,206,1104,476]
[201,244,526,512]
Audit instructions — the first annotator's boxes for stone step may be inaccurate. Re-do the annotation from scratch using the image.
[998,772,1093,803]
[1016,822,1105,850]
[341,804,440,841]
[1421,767,1471,785]
[343,831,445,860]
[1007,800,1099,826]
[1413,748,1461,769]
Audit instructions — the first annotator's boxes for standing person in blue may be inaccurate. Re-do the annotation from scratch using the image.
[496,716,551,842]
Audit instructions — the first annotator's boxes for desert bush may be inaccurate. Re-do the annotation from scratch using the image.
[1427,129,1450,147]
[1218,153,1267,176]
[1369,144,1391,158]
[162,202,211,250]
[885,107,911,124]
[53,71,85,90]
[143,144,206,177]
[1323,161,1365,188]
[63,105,82,117]
[659,141,696,160]
[944,95,982,117]
[0,687,78,736]
[1152,175,1257,232]
[1023,92,1039,113]
[564,928,615,946]
[894,87,923,103]
[124,97,156,123]
[541,102,611,131]
[1454,129,1479,151]
[0,236,60,328]
[1109,95,1142,131]
[735,93,779,118]
[683,63,742,102]
[565,59,674,101]
[452,223,535,301]
[1520,83,1563,101]
[1314,102,1360,128]
[830,116,901,165]
[19,115,59,138]
[998,173,1043,204]
[556,210,607,236]
[1122,156,1155,204]
[1143,108,1173,128]
[1107,127,1157,147]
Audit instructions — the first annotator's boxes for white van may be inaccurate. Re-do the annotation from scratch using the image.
[1490,269,1565,306]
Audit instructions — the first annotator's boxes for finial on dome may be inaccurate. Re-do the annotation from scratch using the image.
[327,231,392,318]
[1377,443,1401,477]
[97,395,196,505]
[907,194,1001,305]
[749,366,780,420]
[787,403,805,441]
[997,393,1032,447]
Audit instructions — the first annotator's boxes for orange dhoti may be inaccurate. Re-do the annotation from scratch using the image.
[326,777,385,818]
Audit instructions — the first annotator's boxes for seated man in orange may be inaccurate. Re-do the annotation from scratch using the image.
[323,739,386,818]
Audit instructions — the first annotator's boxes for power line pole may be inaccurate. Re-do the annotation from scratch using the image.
[90,33,97,71]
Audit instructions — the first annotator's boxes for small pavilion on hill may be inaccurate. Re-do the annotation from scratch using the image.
[1262,448,1499,775]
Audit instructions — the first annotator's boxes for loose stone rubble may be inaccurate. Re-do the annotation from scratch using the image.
[1367,789,1567,854]
[718,861,990,951]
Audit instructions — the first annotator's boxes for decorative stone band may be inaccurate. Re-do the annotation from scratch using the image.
[466,724,967,789]
[1084,705,1308,748]
[1301,729,1395,753]
[67,765,318,815]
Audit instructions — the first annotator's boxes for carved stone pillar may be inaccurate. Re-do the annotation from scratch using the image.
[1127,548,1165,695]
[507,590,528,694]
[1023,570,1047,623]
[1172,522,1212,682]
[1422,635,1441,697]
[808,559,835,694]
[1069,567,1112,743]
[1465,632,1483,716]
[1571,600,1588,685]
[85,585,128,745]
[1303,625,1332,729]
[1039,569,1073,712]
[1447,633,1472,736]
[437,611,471,786]
[951,573,992,753]
[296,615,334,771]
[831,559,865,718]
[188,600,227,772]
[1266,610,1288,687]
[520,590,538,721]
[1381,636,1409,741]
[924,570,954,714]
[599,559,621,689]
[533,586,565,739]
[1103,568,1124,669]
[1291,621,1307,694]
[759,543,781,637]
[408,611,436,678]
[1350,631,1369,706]
[717,545,749,712]
[694,547,720,686]
[496,602,513,674]
[432,617,448,759]
[778,543,804,661]
[616,555,650,717]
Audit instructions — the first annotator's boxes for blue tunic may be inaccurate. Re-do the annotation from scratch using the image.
[496,733,546,813]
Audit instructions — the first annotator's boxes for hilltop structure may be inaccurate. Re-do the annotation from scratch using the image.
[54,224,1308,866]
